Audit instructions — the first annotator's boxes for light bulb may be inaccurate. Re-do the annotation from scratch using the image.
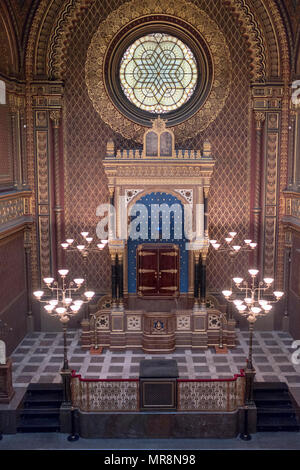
[43,277,54,285]
[65,298,72,305]
[233,277,243,285]
[229,232,237,238]
[73,300,83,306]
[74,278,84,285]
[264,278,274,285]
[233,299,243,306]
[237,305,247,312]
[70,304,81,312]
[56,307,66,314]
[244,239,252,245]
[263,304,272,311]
[81,232,89,238]
[61,243,69,249]
[251,307,261,314]
[225,237,233,243]
[44,304,54,312]
[101,239,108,245]
[250,243,257,249]
[49,299,58,306]
[84,291,95,299]
[244,298,252,304]
[232,245,241,252]
[248,269,259,277]
[222,290,232,298]
[274,291,284,299]
[33,290,44,299]
[66,239,74,244]
[77,245,85,251]
[213,243,221,250]
[209,240,217,245]
[97,243,105,250]
[58,269,69,277]
[258,299,268,306]
[86,237,93,243]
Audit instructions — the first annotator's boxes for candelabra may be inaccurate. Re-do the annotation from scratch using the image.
[61,232,108,321]
[33,269,95,403]
[61,232,108,259]
[210,232,257,255]
[210,232,257,326]
[222,269,284,440]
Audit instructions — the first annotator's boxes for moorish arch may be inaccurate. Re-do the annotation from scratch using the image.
[25,0,290,81]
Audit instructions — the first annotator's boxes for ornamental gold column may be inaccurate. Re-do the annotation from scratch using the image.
[50,110,63,270]
[118,251,124,311]
[253,112,265,268]
[290,99,300,189]
[24,225,34,332]
[200,250,208,310]
[193,250,201,311]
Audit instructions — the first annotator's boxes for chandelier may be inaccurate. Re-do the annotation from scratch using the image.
[33,269,95,321]
[222,269,284,325]
[61,232,108,258]
[210,232,257,255]
[33,269,95,404]
[222,268,284,440]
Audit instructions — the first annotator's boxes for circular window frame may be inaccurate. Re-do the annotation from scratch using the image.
[103,18,213,128]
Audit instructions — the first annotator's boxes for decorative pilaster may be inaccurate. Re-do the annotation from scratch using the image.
[110,251,118,308]
[253,112,265,267]
[118,252,124,310]
[50,109,63,270]
[193,251,200,311]
[203,187,209,239]
[24,226,33,332]
[109,187,115,240]
[290,101,300,190]
[200,251,208,310]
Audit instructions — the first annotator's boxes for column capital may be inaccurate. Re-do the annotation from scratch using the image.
[254,111,266,130]
[50,109,61,128]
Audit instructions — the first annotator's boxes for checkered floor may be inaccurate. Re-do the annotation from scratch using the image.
[10,329,300,391]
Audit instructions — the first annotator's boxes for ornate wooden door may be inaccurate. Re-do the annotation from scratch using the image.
[137,244,179,297]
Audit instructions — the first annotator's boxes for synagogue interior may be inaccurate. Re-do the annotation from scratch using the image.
[0,0,300,445]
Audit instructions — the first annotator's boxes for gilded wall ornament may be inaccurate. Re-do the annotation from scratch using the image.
[85,0,232,143]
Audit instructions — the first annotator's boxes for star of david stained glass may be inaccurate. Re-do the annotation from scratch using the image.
[119,33,198,114]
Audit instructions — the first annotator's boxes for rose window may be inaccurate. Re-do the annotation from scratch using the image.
[119,33,198,114]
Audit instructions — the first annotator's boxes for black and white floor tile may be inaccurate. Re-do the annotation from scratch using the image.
[11,330,300,389]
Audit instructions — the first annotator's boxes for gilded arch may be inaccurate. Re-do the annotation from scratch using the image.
[29,0,287,83]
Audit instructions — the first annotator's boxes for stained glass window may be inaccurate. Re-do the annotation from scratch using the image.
[119,33,198,114]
